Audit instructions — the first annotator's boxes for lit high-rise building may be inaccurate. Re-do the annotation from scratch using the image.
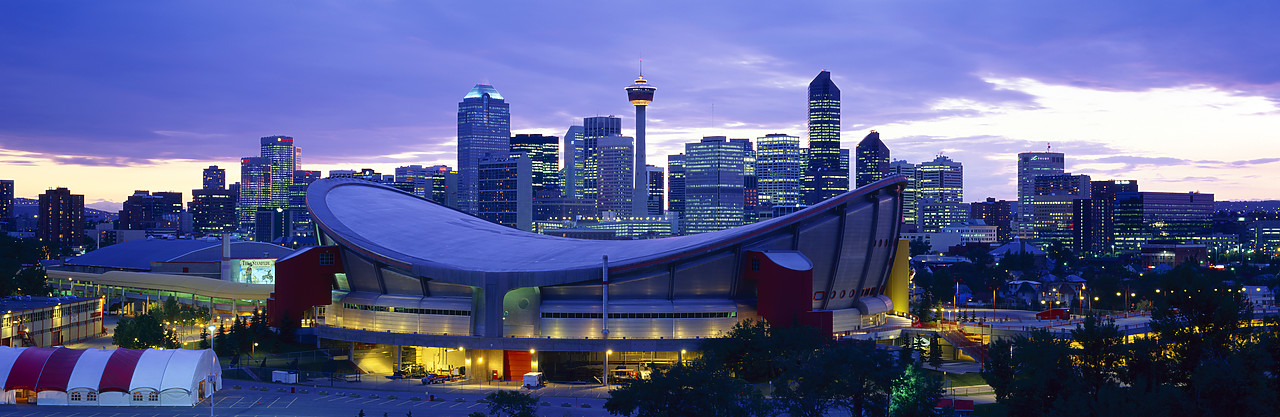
[260,136,296,210]
[804,70,847,205]
[917,155,964,232]
[38,187,83,249]
[889,160,918,226]
[685,136,745,234]
[1114,191,1214,253]
[290,170,321,237]
[562,125,585,198]
[581,116,623,201]
[730,138,758,223]
[202,166,225,190]
[477,154,532,231]
[756,134,803,207]
[510,133,560,195]
[1077,179,1139,255]
[855,130,890,188]
[237,156,272,231]
[457,84,511,214]
[595,135,634,216]
[1016,151,1065,238]
[667,154,686,222]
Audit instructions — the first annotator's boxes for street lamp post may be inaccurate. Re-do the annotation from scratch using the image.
[208,324,216,416]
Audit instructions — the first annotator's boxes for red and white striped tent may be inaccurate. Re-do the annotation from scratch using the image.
[0,347,220,406]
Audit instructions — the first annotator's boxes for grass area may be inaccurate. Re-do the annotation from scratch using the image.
[925,370,989,387]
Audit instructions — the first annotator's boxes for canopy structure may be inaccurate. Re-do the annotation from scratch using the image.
[0,347,220,407]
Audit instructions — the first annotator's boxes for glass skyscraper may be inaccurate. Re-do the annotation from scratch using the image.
[1016,152,1065,238]
[260,135,296,211]
[457,84,511,214]
[756,133,803,207]
[855,130,890,188]
[510,133,560,195]
[667,154,686,222]
[917,155,964,232]
[562,125,584,198]
[581,116,622,202]
[237,156,271,231]
[595,135,634,216]
[805,70,847,205]
[685,136,745,234]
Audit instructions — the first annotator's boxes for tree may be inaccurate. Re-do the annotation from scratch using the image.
[773,340,899,417]
[112,311,178,349]
[699,319,826,383]
[199,326,210,349]
[927,334,942,369]
[483,390,538,417]
[1069,315,1124,397]
[909,238,932,257]
[890,363,943,417]
[980,329,1078,417]
[604,360,771,417]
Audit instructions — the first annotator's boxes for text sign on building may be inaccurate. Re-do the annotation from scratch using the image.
[234,259,276,284]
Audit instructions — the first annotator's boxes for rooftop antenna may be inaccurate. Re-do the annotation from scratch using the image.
[639,58,643,77]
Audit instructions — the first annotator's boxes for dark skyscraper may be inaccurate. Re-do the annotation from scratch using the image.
[562,125,585,198]
[38,187,84,249]
[203,166,226,190]
[970,198,1013,243]
[805,70,847,204]
[647,165,664,215]
[0,179,12,232]
[457,84,511,214]
[119,190,183,231]
[855,130,890,188]
[510,133,561,195]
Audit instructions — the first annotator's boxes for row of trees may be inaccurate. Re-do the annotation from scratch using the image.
[212,309,297,364]
[0,235,56,297]
[604,320,946,417]
[113,309,180,349]
[983,265,1280,417]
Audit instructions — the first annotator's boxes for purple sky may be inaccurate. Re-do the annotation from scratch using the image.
[3,1,1280,210]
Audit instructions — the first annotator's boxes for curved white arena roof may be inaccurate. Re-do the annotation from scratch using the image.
[307,176,908,285]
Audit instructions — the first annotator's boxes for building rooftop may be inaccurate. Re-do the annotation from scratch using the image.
[463,84,504,100]
[64,239,296,271]
[0,295,97,312]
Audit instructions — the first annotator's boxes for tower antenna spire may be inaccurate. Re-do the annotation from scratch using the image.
[639,58,643,77]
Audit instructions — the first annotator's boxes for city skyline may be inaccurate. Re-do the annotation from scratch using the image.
[3,2,1280,209]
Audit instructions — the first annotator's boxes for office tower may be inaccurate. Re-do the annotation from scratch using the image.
[627,73,657,218]
[1016,152,1065,238]
[457,84,511,214]
[1034,174,1092,198]
[1030,173,1091,249]
[0,179,12,232]
[595,135,635,216]
[190,188,236,236]
[647,165,664,215]
[804,70,847,205]
[1113,191,1212,253]
[260,136,296,211]
[685,136,746,234]
[1078,179,1139,255]
[582,116,623,201]
[562,125,585,198]
[238,156,272,231]
[396,165,455,205]
[289,170,321,237]
[38,187,84,249]
[755,134,803,207]
[202,166,226,190]
[477,154,532,231]
[119,191,183,231]
[510,133,561,195]
[667,154,686,222]
[855,130,890,188]
[730,138,758,223]
[917,155,964,231]
[970,198,1013,243]
[889,160,919,226]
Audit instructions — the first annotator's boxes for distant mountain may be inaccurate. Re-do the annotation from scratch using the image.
[1217,200,1280,213]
